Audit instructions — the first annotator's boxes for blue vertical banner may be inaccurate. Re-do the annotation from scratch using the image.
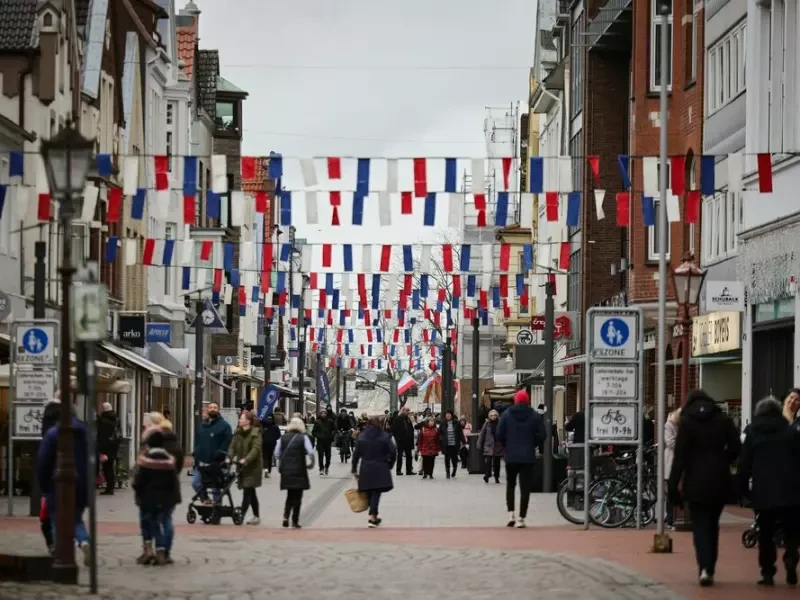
[258,384,281,421]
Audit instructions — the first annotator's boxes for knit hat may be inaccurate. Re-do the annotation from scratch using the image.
[514,390,530,405]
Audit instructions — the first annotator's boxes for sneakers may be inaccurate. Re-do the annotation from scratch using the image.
[368,519,380,528]
[506,512,516,527]
[80,542,91,567]
[247,517,260,525]
[699,570,714,587]
[515,518,527,529]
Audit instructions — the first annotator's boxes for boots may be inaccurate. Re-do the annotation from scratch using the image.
[154,548,168,566]
[136,541,154,565]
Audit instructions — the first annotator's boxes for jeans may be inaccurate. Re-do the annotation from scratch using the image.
[689,503,724,575]
[49,505,89,546]
[444,446,459,476]
[192,469,221,502]
[284,490,303,524]
[369,491,382,516]
[421,455,436,477]
[317,442,332,471]
[241,487,260,518]
[484,455,501,481]
[139,508,172,550]
[396,446,414,474]
[505,463,534,518]
[757,508,800,577]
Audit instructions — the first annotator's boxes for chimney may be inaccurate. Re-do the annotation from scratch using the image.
[181,1,200,17]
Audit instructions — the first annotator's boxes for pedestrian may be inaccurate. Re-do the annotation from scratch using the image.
[133,430,178,566]
[36,398,92,566]
[38,398,62,555]
[439,410,465,479]
[276,417,315,528]
[783,388,800,425]
[478,409,504,484]
[496,389,546,528]
[96,402,120,495]
[191,402,233,505]
[228,411,263,525]
[352,416,397,527]
[312,409,336,475]
[663,407,681,528]
[459,417,472,469]
[157,417,183,564]
[391,406,416,475]
[417,416,440,479]
[738,396,800,587]
[261,414,281,477]
[668,389,741,587]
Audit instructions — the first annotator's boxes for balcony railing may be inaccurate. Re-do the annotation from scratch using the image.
[587,0,633,51]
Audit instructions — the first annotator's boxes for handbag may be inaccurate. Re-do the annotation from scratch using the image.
[345,488,369,513]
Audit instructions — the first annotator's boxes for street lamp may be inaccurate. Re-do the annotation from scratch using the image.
[40,124,94,582]
[670,254,707,407]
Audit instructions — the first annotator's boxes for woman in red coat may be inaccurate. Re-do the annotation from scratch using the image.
[417,417,440,479]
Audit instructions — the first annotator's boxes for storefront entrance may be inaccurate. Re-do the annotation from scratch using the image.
[752,321,794,402]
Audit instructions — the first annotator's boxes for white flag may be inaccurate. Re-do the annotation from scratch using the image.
[594,189,606,220]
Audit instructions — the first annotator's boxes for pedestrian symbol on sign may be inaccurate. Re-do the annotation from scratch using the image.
[22,328,48,354]
[601,318,629,347]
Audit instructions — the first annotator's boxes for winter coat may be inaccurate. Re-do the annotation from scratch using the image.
[353,425,397,493]
[133,447,178,511]
[391,415,415,449]
[564,411,585,444]
[278,432,311,491]
[668,391,741,506]
[738,407,800,511]
[161,429,185,505]
[37,416,89,513]
[96,410,120,457]
[417,425,440,457]
[228,426,264,489]
[438,419,465,448]
[312,418,336,445]
[663,419,678,477]
[477,420,504,457]
[193,416,233,464]
[336,414,352,431]
[261,421,281,452]
[496,404,547,465]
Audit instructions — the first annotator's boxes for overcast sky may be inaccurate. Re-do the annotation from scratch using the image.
[196,0,538,248]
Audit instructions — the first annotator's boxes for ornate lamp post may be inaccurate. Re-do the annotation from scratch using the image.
[670,254,707,407]
[40,124,93,581]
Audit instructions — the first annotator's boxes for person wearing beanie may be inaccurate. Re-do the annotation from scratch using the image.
[496,389,546,528]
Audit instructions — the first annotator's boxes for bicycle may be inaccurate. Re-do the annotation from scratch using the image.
[587,448,657,529]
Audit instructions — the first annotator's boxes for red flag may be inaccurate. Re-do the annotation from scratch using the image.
[329,191,341,206]
[452,274,461,297]
[686,190,700,224]
[241,157,256,180]
[437,288,446,303]
[502,157,512,190]
[477,210,487,227]
[503,300,511,319]
[200,240,213,260]
[413,158,427,197]
[357,273,367,296]
[142,238,156,265]
[548,273,557,296]
[499,243,510,271]
[587,156,600,186]
[559,242,570,270]
[154,155,169,191]
[757,153,773,193]
[401,191,413,215]
[327,157,341,179]
[319,290,327,309]
[238,287,247,307]
[393,329,400,343]
[183,195,195,225]
[474,193,487,211]
[37,194,51,221]
[499,274,508,298]
[403,274,412,294]
[107,188,123,223]
[263,239,273,274]
[155,172,168,191]
[479,289,488,308]
[546,192,559,222]
[309,272,318,289]
[380,245,391,271]
[322,243,332,267]
[331,206,340,226]
[670,156,686,195]
[213,268,223,292]
[616,192,630,226]
[255,192,268,213]
[442,244,453,272]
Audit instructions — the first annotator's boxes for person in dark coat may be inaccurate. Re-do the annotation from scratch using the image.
[261,414,281,477]
[276,417,315,528]
[312,409,336,475]
[739,397,800,587]
[96,402,120,495]
[38,398,62,554]
[564,410,585,444]
[192,402,233,503]
[477,409,504,483]
[391,406,416,475]
[438,410,465,478]
[669,389,741,587]
[496,390,546,529]
[153,418,184,564]
[352,417,397,527]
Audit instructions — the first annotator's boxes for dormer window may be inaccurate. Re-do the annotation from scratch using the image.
[215,100,237,131]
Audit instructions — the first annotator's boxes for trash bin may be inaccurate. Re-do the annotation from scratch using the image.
[467,433,484,475]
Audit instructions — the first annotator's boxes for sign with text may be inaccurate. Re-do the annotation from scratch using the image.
[530,312,579,341]
[590,314,638,360]
[14,321,57,367]
[589,404,638,441]
[705,281,744,312]
[14,404,44,438]
[118,314,146,347]
[692,311,740,357]
[591,365,638,400]
[146,323,172,344]
[15,370,56,401]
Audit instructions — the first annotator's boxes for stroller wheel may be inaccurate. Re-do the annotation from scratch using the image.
[742,529,758,549]
[186,508,197,524]
[209,506,222,525]
[232,508,244,526]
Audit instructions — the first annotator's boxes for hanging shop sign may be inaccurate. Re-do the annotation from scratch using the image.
[146,323,172,344]
[692,311,740,357]
[705,281,745,312]
[529,312,578,341]
[118,314,146,348]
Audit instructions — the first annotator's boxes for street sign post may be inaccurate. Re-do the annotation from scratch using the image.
[72,283,109,342]
[583,307,645,530]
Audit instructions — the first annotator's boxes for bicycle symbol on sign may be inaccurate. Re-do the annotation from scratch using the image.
[600,408,627,426]
[23,408,43,424]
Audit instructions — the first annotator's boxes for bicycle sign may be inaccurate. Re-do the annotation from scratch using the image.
[590,404,637,441]
[14,404,44,437]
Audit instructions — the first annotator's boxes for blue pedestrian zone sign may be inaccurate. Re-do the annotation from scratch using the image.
[591,315,637,360]
[22,328,48,354]
[601,319,629,347]
[15,322,57,366]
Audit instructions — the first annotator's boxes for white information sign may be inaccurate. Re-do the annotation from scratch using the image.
[591,365,638,400]
[14,322,57,366]
[590,314,638,360]
[590,404,638,441]
[14,404,44,438]
[15,370,56,401]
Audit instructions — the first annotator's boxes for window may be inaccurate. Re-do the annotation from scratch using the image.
[765,0,794,153]
[215,100,236,131]
[71,223,89,266]
[570,11,585,116]
[688,163,696,255]
[567,249,581,352]
[685,0,699,83]
[196,162,205,226]
[164,223,175,297]
[165,102,175,172]
[0,156,9,255]
[707,21,746,115]
[650,0,673,92]
[647,163,672,260]
[701,191,742,265]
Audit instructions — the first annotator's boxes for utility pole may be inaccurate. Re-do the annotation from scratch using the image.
[28,240,47,517]
[194,296,204,436]
[263,297,271,385]
[297,277,308,416]
[471,316,480,429]
[542,276,555,493]
[335,363,341,413]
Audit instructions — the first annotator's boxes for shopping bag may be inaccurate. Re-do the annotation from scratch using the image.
[344,488,369,513]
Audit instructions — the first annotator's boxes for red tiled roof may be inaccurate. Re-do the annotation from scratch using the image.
[242,157,271,193]
[177,24,197,79]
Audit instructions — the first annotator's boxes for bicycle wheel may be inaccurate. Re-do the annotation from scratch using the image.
[556,478,586,525]
[588,477,636,529]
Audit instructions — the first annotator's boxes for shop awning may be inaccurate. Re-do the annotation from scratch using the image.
[147,343,191,378]
[206,370,235,391]
[661,352,742,367]
[100,343,178,388]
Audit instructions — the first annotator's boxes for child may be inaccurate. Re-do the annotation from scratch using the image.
[133,430,177,566]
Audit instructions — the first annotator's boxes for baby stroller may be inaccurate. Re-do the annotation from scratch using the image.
[186,461,244,526]
[742,512,785,549]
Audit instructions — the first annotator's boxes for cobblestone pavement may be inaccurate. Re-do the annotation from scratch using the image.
[0,534,688,599]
